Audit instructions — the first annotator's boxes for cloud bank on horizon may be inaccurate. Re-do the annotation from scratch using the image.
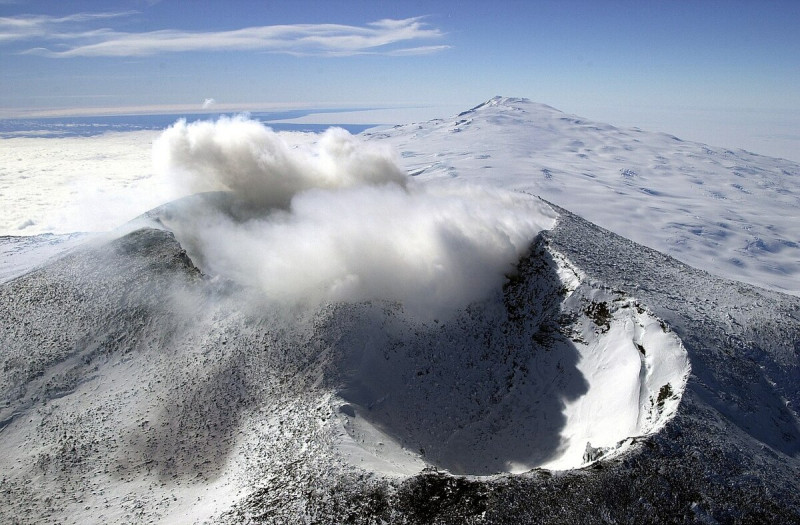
[153,118,554,316]
[0,11,449,57]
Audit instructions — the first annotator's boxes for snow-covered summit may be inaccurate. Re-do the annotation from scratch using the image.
[370,97,800,296]
[459,95,560,114]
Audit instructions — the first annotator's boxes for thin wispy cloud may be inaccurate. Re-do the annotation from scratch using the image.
[0,11,135,42]
[0,11,449,57]
[386,45,451,57]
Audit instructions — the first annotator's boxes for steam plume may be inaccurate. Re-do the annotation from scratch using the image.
[153,117,555,316]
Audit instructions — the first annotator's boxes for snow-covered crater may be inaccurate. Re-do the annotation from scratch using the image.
[330,238,690,475]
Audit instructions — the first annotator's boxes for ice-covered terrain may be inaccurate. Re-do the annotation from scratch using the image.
[0,131,161,234]
[369,97,800,296]
[0,127,331,236]
[3,98,797,297]
[1,98,799,523]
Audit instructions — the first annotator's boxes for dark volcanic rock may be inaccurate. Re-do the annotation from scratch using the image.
[2,210,799,523]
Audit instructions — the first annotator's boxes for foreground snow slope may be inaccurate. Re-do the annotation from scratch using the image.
[370,97,800,296]
[0,205,797,523]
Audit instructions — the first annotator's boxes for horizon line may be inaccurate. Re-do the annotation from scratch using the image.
[0,102,407,120]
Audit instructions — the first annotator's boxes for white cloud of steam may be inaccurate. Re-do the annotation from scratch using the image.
[153,117,555,317]
[154,116,406,209]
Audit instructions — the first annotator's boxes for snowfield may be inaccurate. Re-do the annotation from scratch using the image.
[1,97,799,523]
[370,97,800,297]
[0,130,162,234]
[2,97,797,296]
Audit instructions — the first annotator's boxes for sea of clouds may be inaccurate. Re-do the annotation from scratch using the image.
[152,116,555,316]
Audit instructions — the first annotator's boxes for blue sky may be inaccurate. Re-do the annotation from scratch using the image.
[2,1,799,158]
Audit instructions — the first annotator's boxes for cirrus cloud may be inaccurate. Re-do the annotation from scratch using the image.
[1,11,449,57]
[0,11,135,43]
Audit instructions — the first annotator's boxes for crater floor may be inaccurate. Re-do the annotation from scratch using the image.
[331,239,690,475]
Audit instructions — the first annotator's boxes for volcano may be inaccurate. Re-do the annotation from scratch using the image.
[1,98,799,523]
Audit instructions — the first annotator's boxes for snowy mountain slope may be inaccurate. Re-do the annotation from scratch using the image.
[0,232,91,284]
[1,97,799,524]
[2,96,796,302]
[543,203,800,457]
[368,97,800,296]
[232,207,800,523]
[1,204,798,523]
[328,236,688,475]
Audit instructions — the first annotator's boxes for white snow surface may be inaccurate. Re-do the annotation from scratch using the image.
[0,129,322,236]
[0,131,164,234]
[368,96,800,296]
[2,97,797,296]
[0,232,91,283]
[14,97,800,522]
[545,271,689,470]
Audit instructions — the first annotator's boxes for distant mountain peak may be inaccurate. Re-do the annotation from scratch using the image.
[370,96,800,298]
[459,96,562,116]
[486,95,531,105]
